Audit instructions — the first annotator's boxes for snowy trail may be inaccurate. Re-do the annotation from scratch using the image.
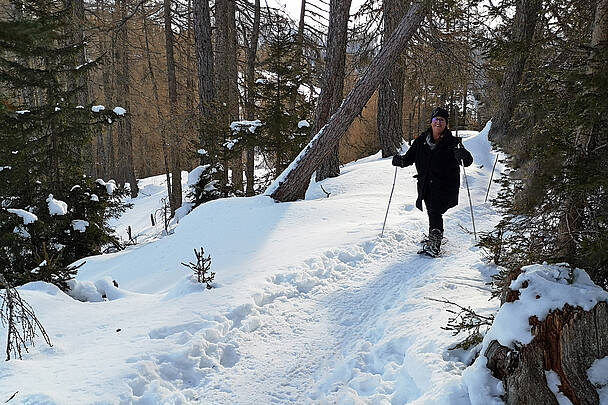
[188,214,494,404]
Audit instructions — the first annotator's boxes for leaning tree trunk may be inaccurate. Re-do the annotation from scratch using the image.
[268,1,426,202]
[193,0,215,165]
[245,0,261,196]
[487,0,542,144]
[164,0,182,215]
[377,0,407,157]
[313,0,352,182]
[116,0,138,197]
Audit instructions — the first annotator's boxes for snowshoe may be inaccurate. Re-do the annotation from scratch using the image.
[418,229,442,257]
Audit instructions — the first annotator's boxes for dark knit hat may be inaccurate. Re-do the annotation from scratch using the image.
[431,107,449,121]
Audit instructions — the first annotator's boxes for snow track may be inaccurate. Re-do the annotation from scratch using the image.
[119,225,492,404]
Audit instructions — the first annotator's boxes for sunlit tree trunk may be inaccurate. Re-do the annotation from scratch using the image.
[313,0,352,182]
[116,0,138,197]
[487,0,542,143]
[193,0,216,166]
[377,0,407,157]
[245,0,261,196]
[164,0,182,215]
[216,0,241,193]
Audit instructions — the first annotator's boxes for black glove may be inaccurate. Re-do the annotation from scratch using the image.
[454,148,467,164]
[392,154,405,167]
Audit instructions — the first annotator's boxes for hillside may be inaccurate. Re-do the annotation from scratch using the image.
[2,126,506,404]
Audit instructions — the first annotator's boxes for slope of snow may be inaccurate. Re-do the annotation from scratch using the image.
[2,126,509,404]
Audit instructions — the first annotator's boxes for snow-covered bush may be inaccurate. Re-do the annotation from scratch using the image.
[186,163,223,208]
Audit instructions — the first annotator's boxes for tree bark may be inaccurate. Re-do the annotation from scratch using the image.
[143,4,172,204]
[486,301,608,405]
[116,0,138,197]
[313,0,352,182]
[296,0,307,65]
[487,0,542,143]
[245,0,261,196]
[269,1,426,202]
[164,0,182,215]
[216,0,241,193]
[377,0,407,158]
[193,0,216,165]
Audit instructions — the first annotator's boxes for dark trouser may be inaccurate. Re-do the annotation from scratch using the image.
[424,198,444,234]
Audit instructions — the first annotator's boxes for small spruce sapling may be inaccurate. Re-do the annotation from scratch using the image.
[181,247,215,289]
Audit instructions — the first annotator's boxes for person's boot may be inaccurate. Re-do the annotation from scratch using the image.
[427,228,443,257]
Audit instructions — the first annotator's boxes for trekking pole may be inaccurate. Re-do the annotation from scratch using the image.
[457,141,477,240]
[381,166,398,237]
[462,162,477,240]
[485,154,499,203]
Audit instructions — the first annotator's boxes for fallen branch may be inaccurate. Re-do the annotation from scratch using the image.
[0,274,52,361]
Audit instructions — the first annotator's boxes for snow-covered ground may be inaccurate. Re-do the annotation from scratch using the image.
[4,125,603,404]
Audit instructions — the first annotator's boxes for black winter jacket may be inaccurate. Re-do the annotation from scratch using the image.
[395,128,473,213]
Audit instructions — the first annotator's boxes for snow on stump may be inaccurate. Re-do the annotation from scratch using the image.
[471,264,608,405]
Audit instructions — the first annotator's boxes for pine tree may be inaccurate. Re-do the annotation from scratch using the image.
[0,0,129,290]
[480,0,608,289]
[256,19,313,180]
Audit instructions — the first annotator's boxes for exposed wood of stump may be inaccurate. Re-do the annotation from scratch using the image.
[485,301,608,405]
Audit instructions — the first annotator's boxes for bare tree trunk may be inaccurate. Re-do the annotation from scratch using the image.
[164,0,182,215]
[65,0,89,107]
[377,0,407,157]
[116,0,138,197]
[487,0,542,143]
[193,0,215,165]
[296,0,307,64]
[143,4,172,202]
[64,0,94,174]
[269,1,425,202]
[313,0,352,182]
[103,34,115,179]
[216,0,241,193]
[245,0,261,196]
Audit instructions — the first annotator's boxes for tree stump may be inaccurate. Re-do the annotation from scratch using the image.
[485,299,608,405]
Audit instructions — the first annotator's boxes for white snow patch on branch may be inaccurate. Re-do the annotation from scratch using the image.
[187,165,210,187]
[47,194,68,216]
[96,178,116,195]
[72,220,89,233]
[7,208,38,224]
[113,106,126,116]
[298,120,310,129]
[230,119,262,134]
[92,105,105,113]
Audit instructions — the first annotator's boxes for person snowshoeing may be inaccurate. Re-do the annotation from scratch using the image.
[391,107,473,257]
